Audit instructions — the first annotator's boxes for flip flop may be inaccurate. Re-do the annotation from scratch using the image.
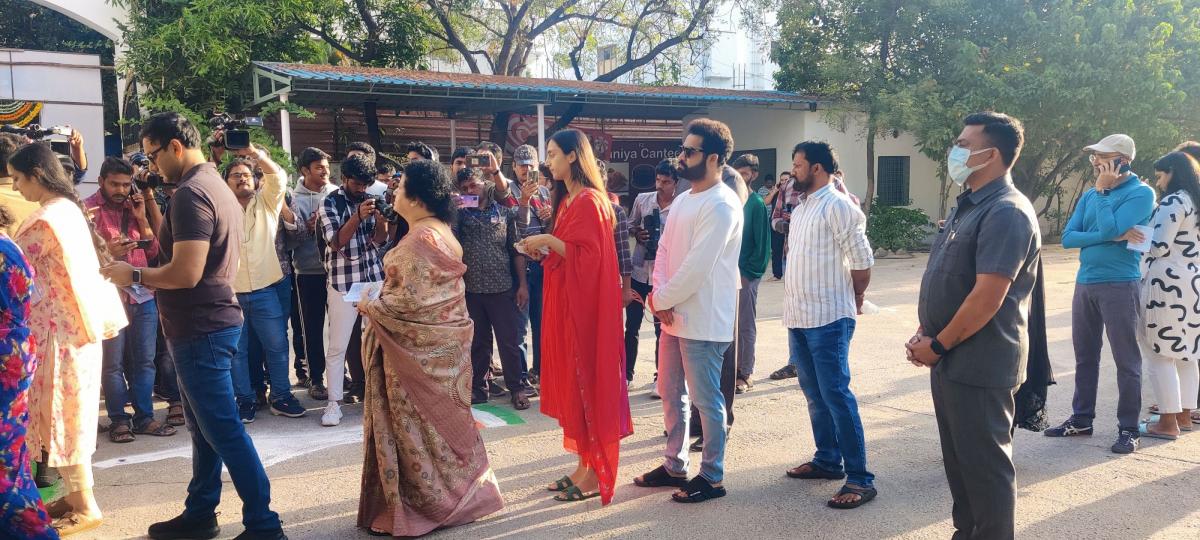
[786,462,846,480]
[671,476,726,503]
[1148,414,1194,432]
[633,465,688,488]
[1139,420,1179,441]
[553,485,600,502]
[828,483,878,509]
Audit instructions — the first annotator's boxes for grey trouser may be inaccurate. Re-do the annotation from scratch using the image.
[736,277,761,379]
[1070,281,1143,431]
[932,368,1017,540]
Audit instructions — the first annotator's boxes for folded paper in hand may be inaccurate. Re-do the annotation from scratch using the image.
[343,281,383,303]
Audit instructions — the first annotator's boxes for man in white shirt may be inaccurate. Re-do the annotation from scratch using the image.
[781,141,877,509]
[633,118,743,504]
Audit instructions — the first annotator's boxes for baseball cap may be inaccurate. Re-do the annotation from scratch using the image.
[1084,134,1136,161]
[514,144,537,165]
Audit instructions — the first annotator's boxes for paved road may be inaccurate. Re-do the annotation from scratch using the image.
[81,247,1200,539]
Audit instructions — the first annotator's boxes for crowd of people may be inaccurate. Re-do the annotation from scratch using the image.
[0,106,1197,540]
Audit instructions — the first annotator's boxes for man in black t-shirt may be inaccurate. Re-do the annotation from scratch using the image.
[103,112,287,540]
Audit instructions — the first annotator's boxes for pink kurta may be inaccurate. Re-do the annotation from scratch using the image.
[15,198,126,467]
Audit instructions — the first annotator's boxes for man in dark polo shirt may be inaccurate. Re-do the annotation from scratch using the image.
[102,112,286,540]
[906,112,1040,540]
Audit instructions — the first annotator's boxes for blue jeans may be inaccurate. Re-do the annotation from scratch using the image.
[789,318,874,487]
[166,326,280,531]
[233,277,295,405]
[659,333,730,483]
[101,299,160,426]
[247,275,294,397]
[527,263,544,374]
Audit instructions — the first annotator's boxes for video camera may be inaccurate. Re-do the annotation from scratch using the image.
[208,113,263,151]
[130,153,165,190]
[1,123,72,140]
[643,208,662,260]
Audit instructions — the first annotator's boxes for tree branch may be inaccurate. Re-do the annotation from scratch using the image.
[293,16,363,62]
[527,0,586,39]
[422,0,483,73]
[598,0,712,83]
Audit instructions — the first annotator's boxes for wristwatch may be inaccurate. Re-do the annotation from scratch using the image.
[132,268,142,285]
[930,338,949,357]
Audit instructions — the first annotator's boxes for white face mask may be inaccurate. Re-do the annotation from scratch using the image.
[947,146,994,186]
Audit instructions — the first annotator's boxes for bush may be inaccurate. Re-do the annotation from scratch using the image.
[867,200,933,252]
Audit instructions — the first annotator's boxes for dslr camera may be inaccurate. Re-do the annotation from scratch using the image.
[208,113,264,150]
[643,208,662,261]
[370,195,401,223]
[130,153,164,190]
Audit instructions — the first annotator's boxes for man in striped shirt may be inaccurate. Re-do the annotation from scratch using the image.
[781,141,877,509]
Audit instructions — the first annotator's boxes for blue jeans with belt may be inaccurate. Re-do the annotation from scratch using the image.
[166,326,280,531]
[789,317,874,487]
[232,277,295,406]
[101,299,159,426]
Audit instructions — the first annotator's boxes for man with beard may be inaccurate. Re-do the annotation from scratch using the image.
[634,118,743,503]
[317,154,391,426]
[85,157,177,443]
[780,141,877,510]
[223,146,307,422]
[102,112,287,540]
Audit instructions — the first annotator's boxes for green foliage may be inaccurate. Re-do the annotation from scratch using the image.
[866,201,933,251]
[279,0,433,68]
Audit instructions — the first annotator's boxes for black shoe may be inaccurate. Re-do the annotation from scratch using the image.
[1111,429,1140,454]
[488,382,508,397]
[270,397,307,418]
[232,529,287,540]
[1044,418,1093,437]
[238,401,256,424]
[769,364,797,380]
[148,513,220,540]
[33,461,58,489]
[308,384,328,401]
[471,389,489,405]
[689,437,703,453]
[295,376,311,389]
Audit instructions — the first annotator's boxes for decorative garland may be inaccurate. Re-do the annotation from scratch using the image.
[0,101,43,126]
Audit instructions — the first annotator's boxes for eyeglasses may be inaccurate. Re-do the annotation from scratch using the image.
[679,145,703,158]
[227,172,255,180]
[145,145,165,163]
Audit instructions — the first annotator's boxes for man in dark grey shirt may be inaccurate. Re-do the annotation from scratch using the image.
[453,167,532,409]
[907,112,1040,540]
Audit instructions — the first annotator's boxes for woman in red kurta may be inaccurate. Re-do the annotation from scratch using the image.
[520,129,632,505]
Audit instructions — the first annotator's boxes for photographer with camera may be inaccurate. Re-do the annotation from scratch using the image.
[346,141,388,197]
[453,166,534,410]
[206,113,265,166]
[0,133,38,235]
[84,157,177,443]
[224,145,308,423]
[318,154,390,426]
[475,141,519,202]
[625,159,679,393]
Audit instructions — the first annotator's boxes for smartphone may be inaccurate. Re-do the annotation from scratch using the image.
[467,155,487,168]
[528,169,540,184]
[458,194,480,209]
[135,239,152,249]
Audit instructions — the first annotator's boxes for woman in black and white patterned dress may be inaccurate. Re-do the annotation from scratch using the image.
[1137,151,1200,439]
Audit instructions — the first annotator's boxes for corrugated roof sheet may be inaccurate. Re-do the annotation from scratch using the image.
[255,62,821,105]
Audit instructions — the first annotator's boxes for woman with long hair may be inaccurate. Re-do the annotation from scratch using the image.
[0,205,59,539]
[519,129,631,504]
[9,142,126,536]
[356,160,503,536]
[1136,151,1200,439]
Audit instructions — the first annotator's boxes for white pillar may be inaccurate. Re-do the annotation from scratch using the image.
[279,93,292,155]
[450,118,457,150]
[537,103,546,160]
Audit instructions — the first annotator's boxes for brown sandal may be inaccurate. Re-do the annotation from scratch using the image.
[133,420,177,437]
[511,390,531,411]
[166,402,185,427]
[108,424,135,443]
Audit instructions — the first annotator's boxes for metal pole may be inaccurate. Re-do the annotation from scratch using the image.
[537,103,546,160]
[450,118,457,150]
[279,93,292,155]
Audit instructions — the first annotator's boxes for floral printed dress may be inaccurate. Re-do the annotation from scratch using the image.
[0,234,58,539]
[15,199,125,468]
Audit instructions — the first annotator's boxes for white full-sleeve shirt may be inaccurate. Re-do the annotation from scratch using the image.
[783,182,874,329]
[652,182,744,342]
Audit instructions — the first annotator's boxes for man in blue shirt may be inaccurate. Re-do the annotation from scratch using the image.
[1046,134,1155,454]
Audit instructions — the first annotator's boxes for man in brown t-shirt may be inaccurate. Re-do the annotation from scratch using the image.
[102,112,287,540]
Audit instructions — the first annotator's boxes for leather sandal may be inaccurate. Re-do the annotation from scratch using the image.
[510,390,531,411]
[108,424,135,444]
[553,485,600,502]
[546,476,574,492]
[166,402,186,427]
[633,465,688,488]
[827,483,878,509]
[786,462,846,480]
[52,512,103,536]
[133,419,177,437]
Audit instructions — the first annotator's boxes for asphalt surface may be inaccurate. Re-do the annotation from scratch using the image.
[78,246,1200,539]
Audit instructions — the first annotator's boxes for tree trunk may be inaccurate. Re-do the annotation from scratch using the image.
[863,110,878,217]
[363,101,382,159]
[489,111,512,150]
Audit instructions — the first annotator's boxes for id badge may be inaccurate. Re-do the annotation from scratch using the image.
[490,212,501,225]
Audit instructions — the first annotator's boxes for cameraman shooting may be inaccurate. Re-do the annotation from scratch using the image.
[626,158,679,393]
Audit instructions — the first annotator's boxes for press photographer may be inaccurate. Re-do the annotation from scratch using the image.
[204,112,263,164]
[625,158,679,392]
[1,123,88,183]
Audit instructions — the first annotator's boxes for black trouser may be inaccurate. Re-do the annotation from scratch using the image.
[625,279,661,381]
[290,277,307,380]
[466,289,529,396]
[346,315,366,394]
[295,273,328,387]
[770,230,786,279]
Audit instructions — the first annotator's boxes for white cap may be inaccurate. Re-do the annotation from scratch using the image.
[1084,134,1136,161]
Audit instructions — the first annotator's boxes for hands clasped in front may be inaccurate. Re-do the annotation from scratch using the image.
[904,327,941,368]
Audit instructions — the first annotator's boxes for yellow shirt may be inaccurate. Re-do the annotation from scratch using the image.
[233,172,286,293]
[0,177,39,238]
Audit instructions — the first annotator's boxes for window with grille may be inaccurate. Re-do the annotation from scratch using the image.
[877,156,910,206]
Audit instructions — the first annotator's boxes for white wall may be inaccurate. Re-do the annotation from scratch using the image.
[0,49,106,188]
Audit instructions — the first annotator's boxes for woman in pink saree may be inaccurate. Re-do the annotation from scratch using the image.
[357,160,503,537]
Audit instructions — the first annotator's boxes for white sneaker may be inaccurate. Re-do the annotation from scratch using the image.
[321,402,343,427]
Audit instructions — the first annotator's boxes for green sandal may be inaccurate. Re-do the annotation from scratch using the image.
[553,485,600,502]
[546,476,574,492]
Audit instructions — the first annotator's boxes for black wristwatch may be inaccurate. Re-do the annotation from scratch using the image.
[132,268,142,285]
[930,338,949,357]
